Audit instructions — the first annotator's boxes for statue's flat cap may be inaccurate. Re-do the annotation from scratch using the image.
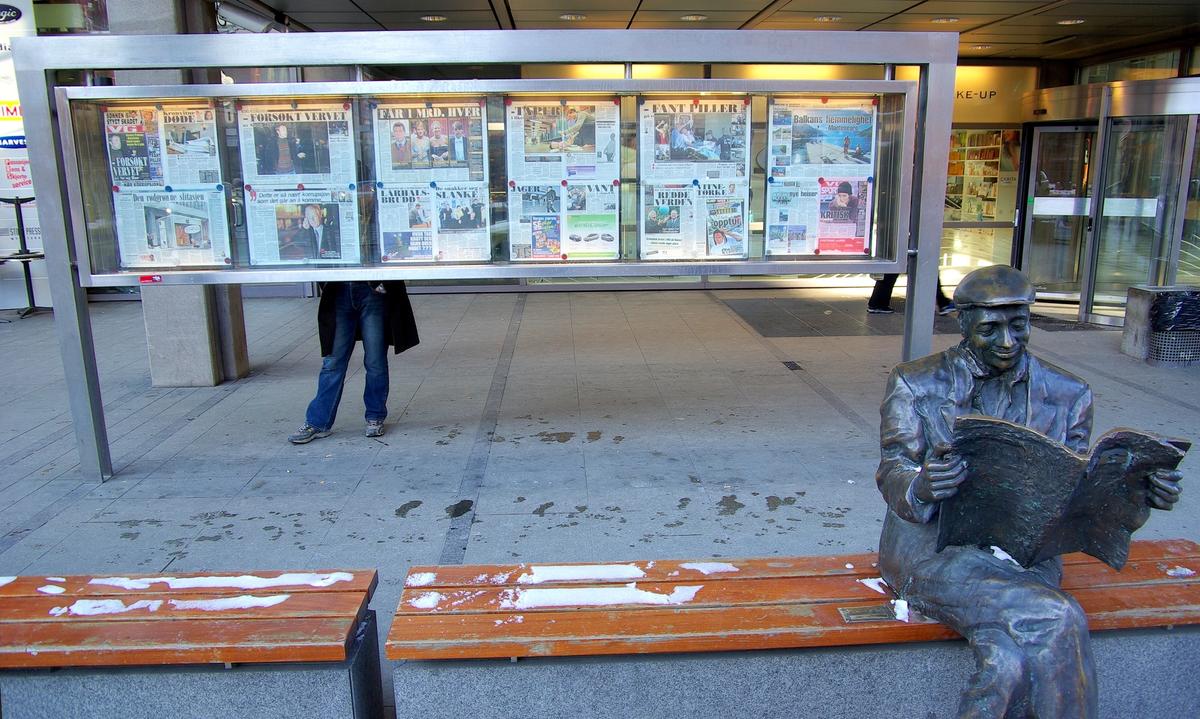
[952,266,1036,308]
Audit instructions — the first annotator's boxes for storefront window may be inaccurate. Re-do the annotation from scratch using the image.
[940,128,1020,284]
[1080,51,1180,84]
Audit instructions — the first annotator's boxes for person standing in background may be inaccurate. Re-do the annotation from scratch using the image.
[288,281,419,443]
[868,272,955,316]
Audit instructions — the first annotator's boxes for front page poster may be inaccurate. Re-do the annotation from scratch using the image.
[505,99,620,261]
[765,98,876,255]
[245,187,360,265]
[641,182,746,260]
[637,98,750,259]
[374,100,491,262]
[113,189,231,269]
[103,104,228,269]
[379,183,490,263]
[238,103,356,188]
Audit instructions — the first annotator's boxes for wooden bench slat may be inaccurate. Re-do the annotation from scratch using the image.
[401,540,1200,589]
[388,601,952,660]
[0,616,359,668]
[395,557,1200,616]
[0,590,368,624]
[402,554,883,589]
[385,582,1200,660]
[0,570,376,599]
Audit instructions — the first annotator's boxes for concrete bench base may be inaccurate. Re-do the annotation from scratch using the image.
[394,625,1196,719]
[1,611,383,719]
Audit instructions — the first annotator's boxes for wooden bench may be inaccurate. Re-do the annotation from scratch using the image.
[387,539,1200,719]
[0,568,383,719]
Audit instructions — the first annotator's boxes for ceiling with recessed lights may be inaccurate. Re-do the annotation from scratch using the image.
[245,0,1199,61]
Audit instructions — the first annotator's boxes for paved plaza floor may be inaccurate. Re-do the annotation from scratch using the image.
[1,287,1197,709]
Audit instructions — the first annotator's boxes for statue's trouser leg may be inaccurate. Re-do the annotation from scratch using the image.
[899,550,1098,719]
[956,627,1026,719]
[1007,591,1096,718]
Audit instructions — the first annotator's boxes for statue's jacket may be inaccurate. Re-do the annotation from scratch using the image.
[876,343,1093,586]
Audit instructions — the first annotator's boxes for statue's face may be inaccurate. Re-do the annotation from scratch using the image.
[962,305,1030,373]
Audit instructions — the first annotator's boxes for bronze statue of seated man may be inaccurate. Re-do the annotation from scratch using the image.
[875,265,1182,718]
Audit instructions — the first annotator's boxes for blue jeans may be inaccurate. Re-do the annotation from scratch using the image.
[305,283,389,430]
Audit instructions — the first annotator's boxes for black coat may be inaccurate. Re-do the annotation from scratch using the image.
[317,281,419,356]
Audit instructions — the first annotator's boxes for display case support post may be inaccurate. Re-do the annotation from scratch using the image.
[903,57,956,361]
[16,66,112,482]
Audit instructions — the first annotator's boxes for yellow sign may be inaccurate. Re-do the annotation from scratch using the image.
[897,65,1036,124]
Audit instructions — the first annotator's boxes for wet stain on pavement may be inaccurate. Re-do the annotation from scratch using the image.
[717,495,745,516]
[533,502,554,517]
[395,500,422,518]
[536,431,575,443]
[446,499,474,518]
[766,496,797,511]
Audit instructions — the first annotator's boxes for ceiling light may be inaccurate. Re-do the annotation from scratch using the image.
[931,17,959,24]
[812,16,841,22]
[559,13,587,21]
[1056,18,1086,25]
[420,15,447,22]
[680,14,707,21]
[971,44,992,50]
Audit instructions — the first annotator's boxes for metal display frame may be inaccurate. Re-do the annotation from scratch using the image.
[14,30,957,481]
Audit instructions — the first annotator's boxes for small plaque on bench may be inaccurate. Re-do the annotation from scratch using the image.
[837,604,898,623]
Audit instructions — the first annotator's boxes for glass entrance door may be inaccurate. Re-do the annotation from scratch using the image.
[1087,116,1190,320]
[1021,126,1095,299]
[1178,119,1200,286]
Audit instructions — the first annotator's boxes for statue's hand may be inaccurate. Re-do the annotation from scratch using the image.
[1147,469,1182,510]
[915,449,967,503]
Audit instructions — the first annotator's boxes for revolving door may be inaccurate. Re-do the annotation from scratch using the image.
[1020,78,1200,326]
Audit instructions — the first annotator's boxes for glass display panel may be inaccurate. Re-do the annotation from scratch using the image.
[638,96,750,259]
[94,102,232,270]
[504,97,621,261]
[764,96,877,256]
[65,84,913,281]
[371,98,491,263]
[237,99,360,265]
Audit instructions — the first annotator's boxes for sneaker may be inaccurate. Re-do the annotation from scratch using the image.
[365,420,385,438]
[288,424,330,444]
[938,302,958,316]
[867,306,896,314]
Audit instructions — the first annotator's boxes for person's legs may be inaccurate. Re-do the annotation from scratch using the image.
[938,276,955,313]
[868,273,899,311]
[357,286,389,425]
[304,286,358,431]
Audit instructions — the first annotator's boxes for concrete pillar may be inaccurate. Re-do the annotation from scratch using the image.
[141,285,221,387]
[108,0,249,386]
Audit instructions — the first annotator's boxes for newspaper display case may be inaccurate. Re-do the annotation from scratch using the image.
[61,80,917,284]
[15,29,958,481]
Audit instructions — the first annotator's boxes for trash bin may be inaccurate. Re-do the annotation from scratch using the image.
[1121,285,1200,366]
